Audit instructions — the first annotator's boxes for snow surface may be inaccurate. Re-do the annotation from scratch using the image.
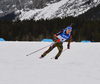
[0,41,100,84]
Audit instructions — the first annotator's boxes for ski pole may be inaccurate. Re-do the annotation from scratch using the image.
[51,48,67,59]
[26,44,51,56]
[62,48,67,52]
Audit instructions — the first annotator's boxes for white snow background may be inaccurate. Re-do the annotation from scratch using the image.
[0,41,100,84]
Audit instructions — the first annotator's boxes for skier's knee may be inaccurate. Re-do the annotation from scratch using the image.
[50,46,54,49]
[59,50,62,54]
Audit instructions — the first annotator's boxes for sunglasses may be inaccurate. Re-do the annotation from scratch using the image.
[67,29,72,32]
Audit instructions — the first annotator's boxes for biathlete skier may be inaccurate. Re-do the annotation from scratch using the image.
[40,26,72,59]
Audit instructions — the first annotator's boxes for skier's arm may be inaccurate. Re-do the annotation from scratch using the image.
[54,30,63,38]
[67,35,72,49]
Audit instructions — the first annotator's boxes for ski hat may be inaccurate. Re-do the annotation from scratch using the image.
[66,26,72,30]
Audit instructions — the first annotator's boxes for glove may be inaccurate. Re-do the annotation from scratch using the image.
[57,39,60,42]
[67,44,70,49]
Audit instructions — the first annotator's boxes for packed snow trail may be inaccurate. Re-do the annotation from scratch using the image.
[0,42,100,84]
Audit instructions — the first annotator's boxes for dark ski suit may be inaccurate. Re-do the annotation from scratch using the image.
[41,28,72,59]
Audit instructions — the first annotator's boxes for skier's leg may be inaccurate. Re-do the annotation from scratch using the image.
[41,42,57,58]
[55,43,63,59]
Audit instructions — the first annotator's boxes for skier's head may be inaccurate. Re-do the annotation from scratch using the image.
[66,26,72,31]
[66,26,72,34]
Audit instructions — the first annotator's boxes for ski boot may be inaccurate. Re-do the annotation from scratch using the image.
[39,55,44,59]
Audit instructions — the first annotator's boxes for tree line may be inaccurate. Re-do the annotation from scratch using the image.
[0,16,100,42]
